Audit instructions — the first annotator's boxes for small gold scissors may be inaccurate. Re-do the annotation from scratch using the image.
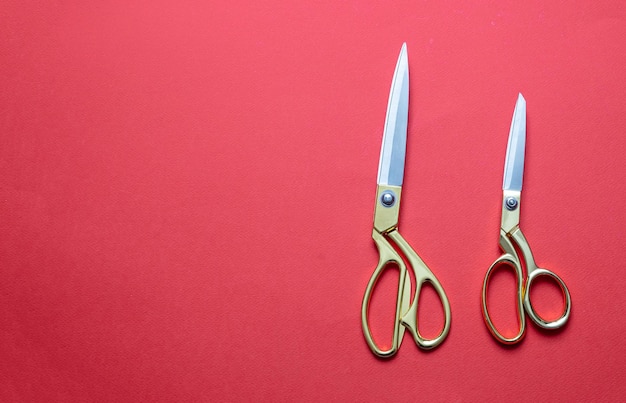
[361,44,451,357]
[481,94,572,344]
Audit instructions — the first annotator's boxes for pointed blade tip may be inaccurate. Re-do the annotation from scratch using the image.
[398,43,408,66]
[377,44,410,186]
[502,94,527,191]
[516,93,526,110]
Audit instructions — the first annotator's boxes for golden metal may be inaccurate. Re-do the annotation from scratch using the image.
[481,191,572,344]
[373,185,402,234]
[501,190,521,233]
[362,185,451,357]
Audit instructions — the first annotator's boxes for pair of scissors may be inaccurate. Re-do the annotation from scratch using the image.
[481,94,572,344]
[361,43,451,357]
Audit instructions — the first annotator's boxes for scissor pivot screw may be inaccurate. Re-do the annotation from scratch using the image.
[505,197,518,211]
[381,191,396,207]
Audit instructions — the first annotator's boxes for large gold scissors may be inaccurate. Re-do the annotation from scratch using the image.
[361,44,451,357]
[481,94,571,344]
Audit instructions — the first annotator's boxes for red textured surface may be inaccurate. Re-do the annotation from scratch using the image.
[1,1,625,401]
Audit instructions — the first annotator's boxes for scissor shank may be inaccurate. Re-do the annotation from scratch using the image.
[373,184,402,234]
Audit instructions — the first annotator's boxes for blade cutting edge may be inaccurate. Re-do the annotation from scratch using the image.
[377,43,409,187]
[502,93,527,191]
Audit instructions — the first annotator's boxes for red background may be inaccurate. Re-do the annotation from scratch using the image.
[2,1,625,401]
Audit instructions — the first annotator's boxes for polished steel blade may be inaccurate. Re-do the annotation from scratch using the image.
[502,93,527,191]
[377,43,409,186]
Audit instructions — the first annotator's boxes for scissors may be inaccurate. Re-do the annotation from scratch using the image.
[481,93,571,344]
[361,43,451,357]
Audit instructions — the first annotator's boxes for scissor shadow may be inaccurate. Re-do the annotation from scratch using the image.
[533,316,571,338]
[366,335,447,362]
[481,306,572,349]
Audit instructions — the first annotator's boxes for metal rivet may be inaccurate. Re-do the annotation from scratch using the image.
[505,196,518,211]
[381,191,395,207]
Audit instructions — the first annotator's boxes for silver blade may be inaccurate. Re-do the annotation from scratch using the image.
[377,43,409,186]
[502,93,527,191]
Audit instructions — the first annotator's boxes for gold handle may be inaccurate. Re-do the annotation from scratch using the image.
[524,268,572,329]
[387,230,451,349]
[481,230,526,344]
[361,230,411,357]
[510,228,572,330]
